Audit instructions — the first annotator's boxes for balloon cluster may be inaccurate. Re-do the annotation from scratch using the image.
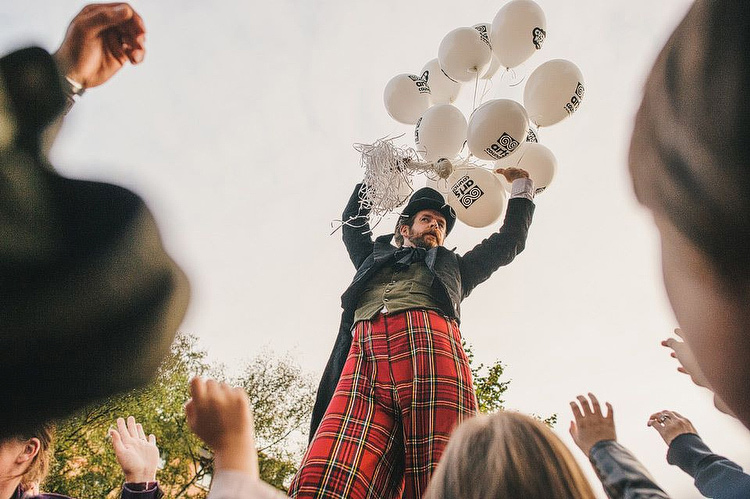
[365,0,584,228]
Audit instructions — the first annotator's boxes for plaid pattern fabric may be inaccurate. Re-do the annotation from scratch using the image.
[289,310,478,499]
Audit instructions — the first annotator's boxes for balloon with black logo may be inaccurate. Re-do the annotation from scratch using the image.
[384,73,432,125]
[421,59,461,104]
[491,0,547,69]
[492,126,537,175]
[494,142,556,193]
[446,166,507,228]
[415,104,467,162]
[438,27,492,82]
[517,142,557,191]
[524,59,585,127]
[472,23,502,79]
[466,99,529,161]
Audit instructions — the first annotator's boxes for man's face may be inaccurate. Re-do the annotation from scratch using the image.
[401,209,446,249]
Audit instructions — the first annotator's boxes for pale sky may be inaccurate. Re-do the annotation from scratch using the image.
[3,1,748,497]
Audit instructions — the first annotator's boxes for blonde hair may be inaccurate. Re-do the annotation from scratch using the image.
[14,423,55,490]
[425,412,595,499]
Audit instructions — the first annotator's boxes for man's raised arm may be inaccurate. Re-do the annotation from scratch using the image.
[458,168,535,297]
[342,183,375,269]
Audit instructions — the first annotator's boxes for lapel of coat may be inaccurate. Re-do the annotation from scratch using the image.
[373,233,396,263]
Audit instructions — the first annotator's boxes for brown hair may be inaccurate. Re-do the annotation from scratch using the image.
[424,412,596,499]
[629,1,750,287]
[394,213,417,247]
[7,422,55,490]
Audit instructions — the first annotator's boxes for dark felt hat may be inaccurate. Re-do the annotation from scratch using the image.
[0,47,190,438]
[400,187,456,235]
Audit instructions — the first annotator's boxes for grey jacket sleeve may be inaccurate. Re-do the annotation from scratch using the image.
[589,440,670,499]
[457,197,534,298]
[667,433,750,499]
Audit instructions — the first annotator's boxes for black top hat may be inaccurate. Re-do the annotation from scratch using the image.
[400,187,456,235]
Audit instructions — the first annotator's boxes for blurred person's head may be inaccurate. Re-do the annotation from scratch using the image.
[629,1,750,428]
[0,423,54,494]
[424,411,596,499]
[0,45,190,439]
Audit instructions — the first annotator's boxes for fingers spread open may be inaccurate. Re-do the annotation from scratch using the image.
[570,400,583,421]
[605,402,614,419]
[116,417,130,442]
[577,395,593,415]
[126,416,139,439]
[568,420,577,437]
[109,427,124,449]
[588,393,602,415]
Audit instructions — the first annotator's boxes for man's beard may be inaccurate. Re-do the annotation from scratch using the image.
[407,229,441,249]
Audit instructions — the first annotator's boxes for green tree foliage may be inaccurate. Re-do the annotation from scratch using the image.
[45,333,549,498]
[45,333,314,498]
[464,341,510,414]
[237,353,315,490]
[464,341,556,426]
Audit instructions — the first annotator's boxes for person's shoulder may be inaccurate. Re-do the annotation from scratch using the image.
[375,233,394,244]
[435,245,459,263]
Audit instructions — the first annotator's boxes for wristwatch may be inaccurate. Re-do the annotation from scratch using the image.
[63,76,85,97]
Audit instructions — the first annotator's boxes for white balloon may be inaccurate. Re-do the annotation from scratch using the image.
[426,177,451,196]
[524,59,585,127]
[516,142,557,192]
[415,105,468,162]
[446,167,507,228]
[438,27,492,82]
[466,99,529,161]
[493,126,537,170]
[421,59,461,104]
[494,142,555,192]
[491,0,547,69]
[493,141,528,170]
[482,54,502,80]
[472,23,501,79]
[383,73,432,125]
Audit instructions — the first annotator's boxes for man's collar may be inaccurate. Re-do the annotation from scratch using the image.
[373,234,442,268]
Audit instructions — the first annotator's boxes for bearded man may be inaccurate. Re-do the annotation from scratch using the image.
[290,167,535,499]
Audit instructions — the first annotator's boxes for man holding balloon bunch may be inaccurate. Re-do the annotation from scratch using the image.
[289,167,535,499]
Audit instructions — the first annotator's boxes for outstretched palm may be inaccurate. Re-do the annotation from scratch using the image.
[110,416,159,483]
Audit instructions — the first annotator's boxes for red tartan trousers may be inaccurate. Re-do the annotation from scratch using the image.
[289,310,478,499]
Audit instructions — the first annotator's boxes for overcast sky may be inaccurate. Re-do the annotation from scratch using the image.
[3,1,748,497]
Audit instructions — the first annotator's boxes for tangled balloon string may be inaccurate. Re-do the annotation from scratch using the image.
[332,137,470,234]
